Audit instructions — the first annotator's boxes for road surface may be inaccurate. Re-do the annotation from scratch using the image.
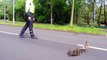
[0,24,107,60]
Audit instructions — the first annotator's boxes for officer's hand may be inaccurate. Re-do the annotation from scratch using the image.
[28,17,31,20]
[33,18,35,21]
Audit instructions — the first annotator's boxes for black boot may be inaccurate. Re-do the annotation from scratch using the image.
[31,36,38,39]
[19,35,26,38]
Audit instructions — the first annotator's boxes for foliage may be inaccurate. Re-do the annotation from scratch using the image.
[0,0,4,19]
[0,0,107,27]
[15,0,26,21]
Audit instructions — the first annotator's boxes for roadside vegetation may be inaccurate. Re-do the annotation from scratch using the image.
[0,20,106,35]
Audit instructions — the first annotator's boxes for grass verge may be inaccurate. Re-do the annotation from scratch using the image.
[0,20,106,35]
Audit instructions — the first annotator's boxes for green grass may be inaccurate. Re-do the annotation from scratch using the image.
[0,20,106,35]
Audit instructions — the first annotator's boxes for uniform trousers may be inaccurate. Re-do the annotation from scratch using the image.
[19,13,35,37]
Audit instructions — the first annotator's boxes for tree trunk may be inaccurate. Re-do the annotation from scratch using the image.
[75,12,79,24]
[92,0,96,26]
[13,0,15,24]
[51,0,53,24]
[87,14,90,26]
[70,0,74,26]
[104,0,107,26]
[98,3,102,26]
[4,0,6,20]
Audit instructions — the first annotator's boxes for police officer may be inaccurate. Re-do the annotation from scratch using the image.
[19,0,38,39]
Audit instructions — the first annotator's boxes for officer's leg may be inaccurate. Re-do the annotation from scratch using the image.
[19,21,29,38]
[29,21,38,39]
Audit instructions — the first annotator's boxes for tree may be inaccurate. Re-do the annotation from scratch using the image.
[0,0,4,19]
[46,0,53,24]
[15,0,25,21]
[92,0,96,26]
[70,0,74,26]
[98,0,103,26]
[50,0,53,24]
[104,0,107,26]
[4,0,6,20]
[97,0,107,26]
[73,0,83,24]
[86,0,97,26]
[80,0,93,26]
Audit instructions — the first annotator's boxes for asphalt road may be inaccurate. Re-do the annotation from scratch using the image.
[0,24,107,60]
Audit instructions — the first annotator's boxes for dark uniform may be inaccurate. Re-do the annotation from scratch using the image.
[19,0,38,39]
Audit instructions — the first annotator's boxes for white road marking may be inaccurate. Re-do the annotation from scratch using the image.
[78,44,107,52]
[0,30,107,52]
[0,31,19,36]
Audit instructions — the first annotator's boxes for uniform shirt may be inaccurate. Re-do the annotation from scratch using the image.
[29,1,35,13]
[25,0,35,13]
